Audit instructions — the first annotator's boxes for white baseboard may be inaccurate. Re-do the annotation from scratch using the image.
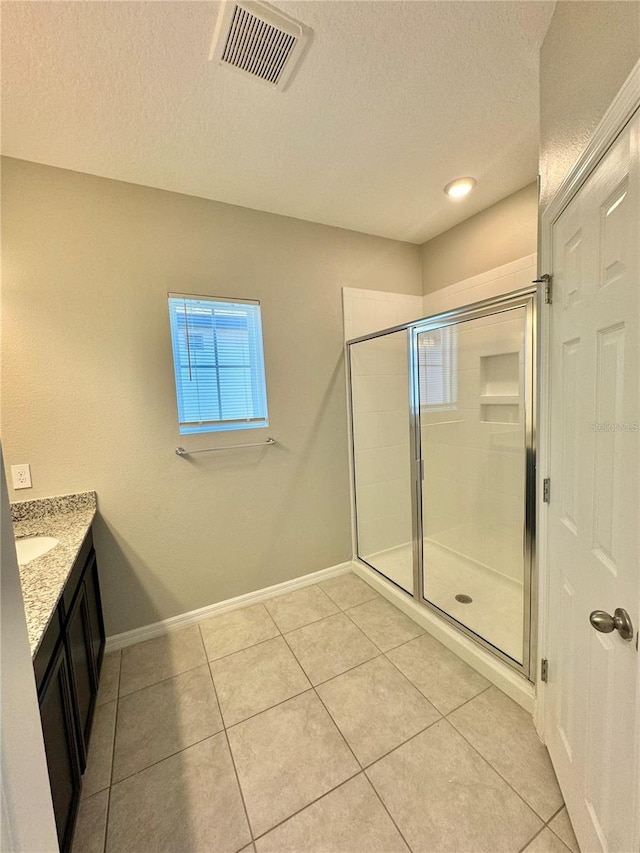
[351,560,536,713]
[107,556,536,714]
[105,561,352,653]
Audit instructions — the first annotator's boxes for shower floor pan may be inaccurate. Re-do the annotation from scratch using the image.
[361,539,524,663]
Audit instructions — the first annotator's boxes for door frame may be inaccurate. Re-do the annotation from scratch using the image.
[535,58,640,845]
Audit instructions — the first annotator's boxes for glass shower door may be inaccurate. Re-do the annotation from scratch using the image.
[350,329,413,594]
[417,304,530,664]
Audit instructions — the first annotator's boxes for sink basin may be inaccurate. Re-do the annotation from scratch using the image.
[15,535,59,565]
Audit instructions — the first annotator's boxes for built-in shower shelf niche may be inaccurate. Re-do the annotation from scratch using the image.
[480,352,520,424]
[481,399,519,424]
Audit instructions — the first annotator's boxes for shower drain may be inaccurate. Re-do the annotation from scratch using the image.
[455,594,473,604]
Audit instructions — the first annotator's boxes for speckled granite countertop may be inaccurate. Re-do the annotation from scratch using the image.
[11,492,97,658]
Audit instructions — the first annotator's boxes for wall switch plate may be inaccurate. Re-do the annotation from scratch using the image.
[11,464,32,490]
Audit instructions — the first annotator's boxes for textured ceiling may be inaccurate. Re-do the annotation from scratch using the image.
[1,1,555,243]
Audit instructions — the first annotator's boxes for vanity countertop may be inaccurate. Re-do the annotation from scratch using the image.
[12,491,97,658]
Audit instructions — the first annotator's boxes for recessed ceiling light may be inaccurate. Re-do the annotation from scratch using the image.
[444,177,476,199]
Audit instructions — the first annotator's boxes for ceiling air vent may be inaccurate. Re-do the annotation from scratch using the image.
[210,1,310,91]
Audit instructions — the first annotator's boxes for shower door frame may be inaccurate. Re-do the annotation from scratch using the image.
[347,285,539,682]
[410,287,538,681]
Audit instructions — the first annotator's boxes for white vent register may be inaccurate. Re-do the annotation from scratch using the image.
[210,0,310,90]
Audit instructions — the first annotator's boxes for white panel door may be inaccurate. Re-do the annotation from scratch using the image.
[546,111,639,853]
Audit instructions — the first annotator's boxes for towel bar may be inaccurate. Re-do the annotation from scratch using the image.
[175,438,275,456]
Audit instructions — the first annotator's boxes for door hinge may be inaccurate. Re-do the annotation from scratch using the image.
[543,478,551,503]
[541,658,549,683]
[533,273,553,304]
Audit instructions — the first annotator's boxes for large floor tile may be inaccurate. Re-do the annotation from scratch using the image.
[255,774,409,853]
[317,656,440,765]
[346,597,423,651]
[199,604,279,661]
[548,808,579,853]
[448,686,563,820]
[284,612,379,685]
[112,664,223,782]
[119,626,206,696]
[387,632,489,714]
[106,734,251,853]
[97,651,121,706]
[227,690,359,837]
[72,789,109,853]
[264,585,340,633]
[211,636,310,726]
[366,719,542,852]
[523,828,572,853]
[82,700,117,798]
[319,572,379,610]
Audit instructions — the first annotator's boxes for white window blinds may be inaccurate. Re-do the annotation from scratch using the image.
[418,325,458,409]
[168,294,268,435]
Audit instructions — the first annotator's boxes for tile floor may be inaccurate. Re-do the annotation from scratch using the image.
[72,572,580,853]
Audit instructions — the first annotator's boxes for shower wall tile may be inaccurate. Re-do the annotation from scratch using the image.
[357,479,411,523]
[355,484,382,522]
[514,264,538,290]
[484,449,525,497]
[423,441,524,499]
[345,288,417,577]
[422,441,455,481]
[364,444,408,485]
[352,375,411,418]
[352,413,379,450]
[457,367,481,404]
[358,512,412,557]
[422,255,536,319]
[419,258,535,590]
[342,288,422,341]
[384,512,413,552]
[376,375,409,412]
[377,336,408,374]
[351,342,380,376]
[423,476,475,538]
[350,298,378,338]
[456,324,523,372]
[423,467,524,580]
[354,449,379,488]
[351,375,378,414]
[377,410,409,447]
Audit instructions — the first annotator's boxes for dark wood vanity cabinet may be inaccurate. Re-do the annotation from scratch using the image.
[34,528,106,852]
[39,641,81,852]
[66,576,98,770]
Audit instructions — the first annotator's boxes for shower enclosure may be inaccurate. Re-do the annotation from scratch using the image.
[348,287,537,678]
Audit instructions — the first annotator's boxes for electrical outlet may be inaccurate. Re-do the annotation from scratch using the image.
[11,463,32,490]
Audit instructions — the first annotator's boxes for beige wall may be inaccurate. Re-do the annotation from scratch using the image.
[421,183,538,295]
[1,157,421,636]
[540,1,640,210]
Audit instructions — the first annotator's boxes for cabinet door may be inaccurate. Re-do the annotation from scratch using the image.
[84,554,106,680]
[66,582,96,771]
[39,643,81,852]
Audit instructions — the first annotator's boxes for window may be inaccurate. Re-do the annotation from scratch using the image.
[418,325,457,410]
[168,293,268,434]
